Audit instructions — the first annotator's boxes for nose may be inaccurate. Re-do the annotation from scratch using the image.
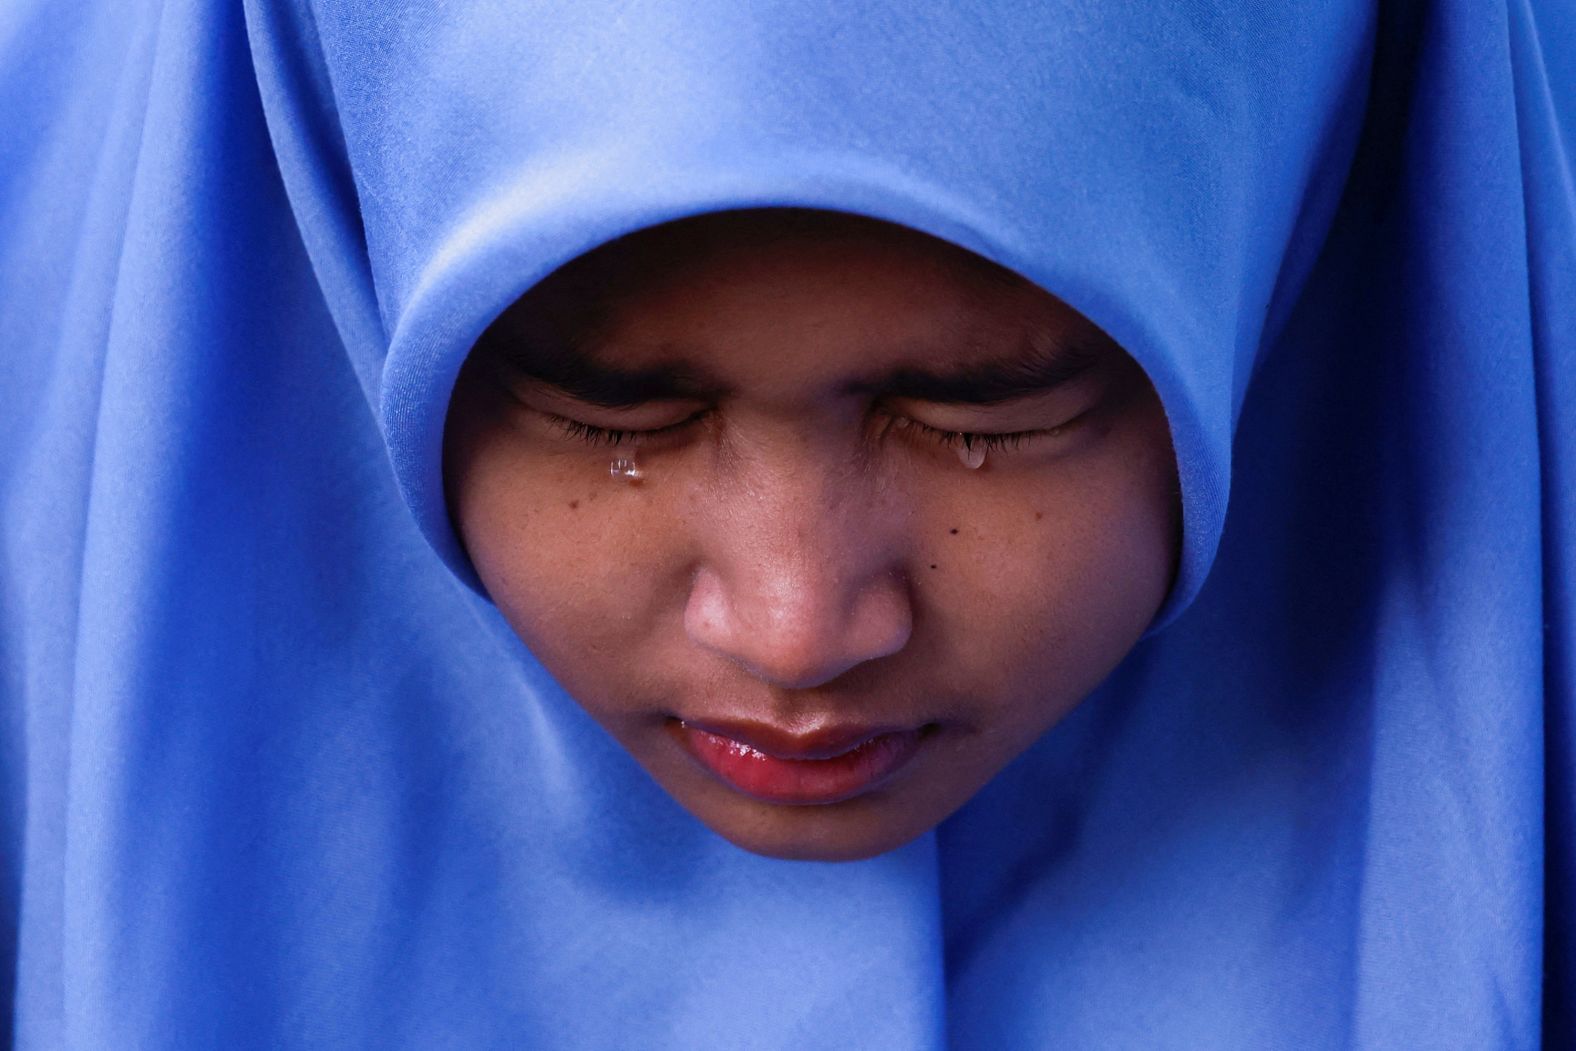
[682,463,913,689]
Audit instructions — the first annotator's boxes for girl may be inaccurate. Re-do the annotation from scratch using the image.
[2,0,1571,1046]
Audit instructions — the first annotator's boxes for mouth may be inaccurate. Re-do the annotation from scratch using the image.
[670,717,932,806]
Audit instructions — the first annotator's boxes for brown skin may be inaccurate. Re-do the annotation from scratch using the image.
[444,211,1179,861]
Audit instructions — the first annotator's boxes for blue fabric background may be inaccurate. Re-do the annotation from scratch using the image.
[1,0,1571,1046]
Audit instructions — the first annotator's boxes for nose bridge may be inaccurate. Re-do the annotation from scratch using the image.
[716,425,881,594]
[684,433,912,688]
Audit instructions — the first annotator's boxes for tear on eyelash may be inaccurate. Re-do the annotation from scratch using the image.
[886,415,1045,453]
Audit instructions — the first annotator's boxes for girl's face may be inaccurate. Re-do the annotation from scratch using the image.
[445,213,1179,861]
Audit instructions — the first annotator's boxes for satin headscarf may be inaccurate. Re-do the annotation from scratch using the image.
[2,0,1572,1046]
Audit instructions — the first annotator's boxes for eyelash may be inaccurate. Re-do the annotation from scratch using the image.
[882,415,1058,452]
[542,412,706,446]
[542,409,1071,453]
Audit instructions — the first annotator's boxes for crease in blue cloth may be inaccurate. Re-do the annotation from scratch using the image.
[0,0,1571,1046]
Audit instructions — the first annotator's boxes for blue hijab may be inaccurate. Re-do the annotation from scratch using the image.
[3,0,1572,1046]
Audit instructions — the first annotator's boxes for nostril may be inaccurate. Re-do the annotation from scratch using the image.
[839,581,912,661]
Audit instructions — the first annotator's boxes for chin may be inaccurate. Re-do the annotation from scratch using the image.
[697,796,935,862]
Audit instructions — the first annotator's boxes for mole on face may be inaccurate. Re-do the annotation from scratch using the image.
[949,528,959,535]
[569,500,581,510]
[1034,511,1043,521]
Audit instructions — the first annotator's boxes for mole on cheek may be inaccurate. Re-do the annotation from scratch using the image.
[569,500,580,510]
[1034,511,1043,521]
[949,528,959,536]
[929,563,938,570]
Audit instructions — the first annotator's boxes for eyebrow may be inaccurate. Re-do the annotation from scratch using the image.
[492,339,728,407]
[490,329,1102,409]
[854,333,1101,405]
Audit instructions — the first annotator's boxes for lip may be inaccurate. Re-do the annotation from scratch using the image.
[672,718,927,806]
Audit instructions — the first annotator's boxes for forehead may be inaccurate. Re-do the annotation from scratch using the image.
[493,210,1099,380]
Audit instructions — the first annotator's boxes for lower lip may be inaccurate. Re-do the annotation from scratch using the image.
[674,724,925,806]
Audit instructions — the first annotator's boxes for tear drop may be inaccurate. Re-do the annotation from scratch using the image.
[609,456,644,483]
[957,441,987,470]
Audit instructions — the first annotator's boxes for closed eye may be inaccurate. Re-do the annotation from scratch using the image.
[540,410,710,446]
[883,413,1082,453]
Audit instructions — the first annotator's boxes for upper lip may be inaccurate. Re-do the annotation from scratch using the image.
[675,717,915,760]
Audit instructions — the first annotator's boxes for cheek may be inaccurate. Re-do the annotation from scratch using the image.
[446,422,686,689]
[925,412,1178,703]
